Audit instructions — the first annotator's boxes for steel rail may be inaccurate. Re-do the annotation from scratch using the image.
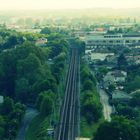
[68,49,77,140]
[57,49,74,140]
[56,48,79,140]
[62,49,77,140]
[57,49,75,140]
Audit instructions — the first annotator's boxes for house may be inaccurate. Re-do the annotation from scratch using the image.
[126,55,140,65]
[35,38,47,47]
[113,70,127,83]
[76,138,90,140]
[90,53,114,61]
[134,55,140,64]
[104,70,127,83]
[103,70,127,89]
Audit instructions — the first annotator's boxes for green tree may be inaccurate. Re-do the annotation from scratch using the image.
[0,127,5,140]
[36,93,44,110]
[36,90,55,116]
[96,67,109,81]
[108,84,116,93]
[116,104,139,119]
[117,53,128,70]
[81,65,96,86]
[83,80,95,91]
[130,91,140,107]
[0,51,16,97]
[82,91,102,123]
[51,52,67,84]
[17,53,41,83]
[47,38,69,58]
[94,117,139,140]
[15,78,29,103]
[9,102,25,122]
[0,97,25,139]
[1,97,14,115]
[126,76,140,92]
[40,27,51,34]
[0,116,5,139]
[33,76,57,94]
[40,94,53,116]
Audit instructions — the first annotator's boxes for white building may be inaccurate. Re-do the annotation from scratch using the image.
[35,38,47,47]
[85,33,140,48]
[76,138,90,140]
[104,70,127,87]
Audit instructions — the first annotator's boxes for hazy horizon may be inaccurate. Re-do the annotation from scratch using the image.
[0,0,140,10]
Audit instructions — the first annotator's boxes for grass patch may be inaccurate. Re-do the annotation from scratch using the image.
[26,114,45,140]
[80,117,104,139]
[26,114,55,140]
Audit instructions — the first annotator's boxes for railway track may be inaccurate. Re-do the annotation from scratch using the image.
[56,48,80,140]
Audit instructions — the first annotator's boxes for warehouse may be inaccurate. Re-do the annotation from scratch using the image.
[85,33,140,48]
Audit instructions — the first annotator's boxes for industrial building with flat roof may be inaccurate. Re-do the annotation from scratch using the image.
[85,33,140,48]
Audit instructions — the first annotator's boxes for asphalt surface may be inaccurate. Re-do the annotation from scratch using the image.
[16,108,38,140]
[99,89,112,122]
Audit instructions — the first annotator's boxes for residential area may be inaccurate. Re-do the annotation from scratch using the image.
[84,28,140,123]
[0,2,140,139]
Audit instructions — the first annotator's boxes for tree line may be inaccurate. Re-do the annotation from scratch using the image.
[0,26,70,139]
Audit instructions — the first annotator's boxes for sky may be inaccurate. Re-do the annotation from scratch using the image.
[0,0,140,10]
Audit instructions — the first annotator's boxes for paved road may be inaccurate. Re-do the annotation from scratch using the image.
[99,89,112,122]
[16,108,38,140]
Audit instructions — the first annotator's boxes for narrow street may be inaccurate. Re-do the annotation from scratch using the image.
[99,88,112,122]
[16,108,38,140]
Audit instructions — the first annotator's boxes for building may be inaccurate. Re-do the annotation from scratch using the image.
[90,53,114,61]
[126,55,140,65]
[103,70,127,89]
[85,33,140,48]
[76,138,90,140]
[35,38,47,47]
[85,50,115,63]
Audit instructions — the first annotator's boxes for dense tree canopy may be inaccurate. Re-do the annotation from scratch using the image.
[117,53,128,70]
[0,97,25,140]
[80,63,102,123]
[81,91,102,123]
[94,117,139,140]
[126,76,140,92]
[0,40,58,103]
[130,91,140,107]
[0,27,71,139]
[116,104,139,120]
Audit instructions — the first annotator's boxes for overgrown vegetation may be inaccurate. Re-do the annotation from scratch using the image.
[0,26,70,139]
[94,116,140,140]
[93,46,140,140]
[80,62,102,138]
[0,97,25,140]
